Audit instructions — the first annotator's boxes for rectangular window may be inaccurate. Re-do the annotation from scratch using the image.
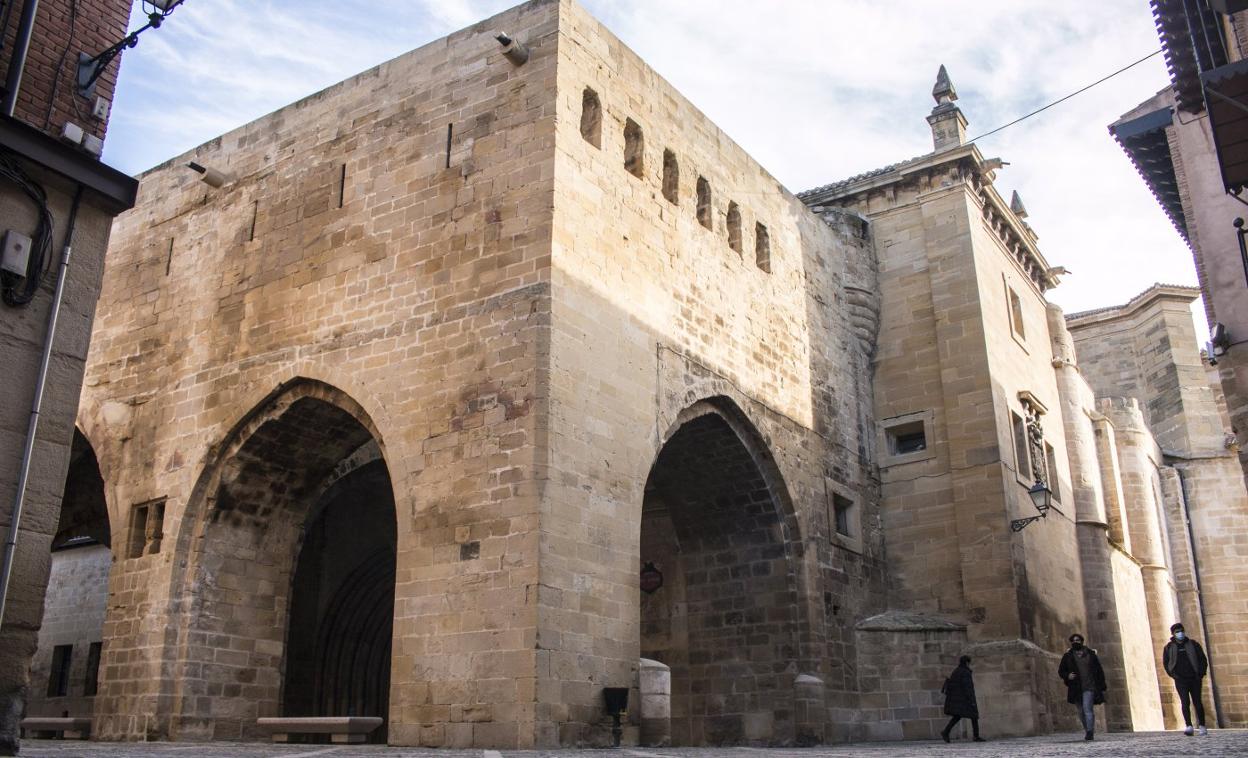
[128,498,166,559]
[47,645,72,697]
[1008,285,1026,341]
[880,410,936,467]
[1012,412,1032,481]
[84,642,102,697]
[1045,442,1061,503]
[886,420,926,456]
[833,494,854,537]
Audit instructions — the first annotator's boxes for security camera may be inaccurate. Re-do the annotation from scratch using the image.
[187,161,230,188]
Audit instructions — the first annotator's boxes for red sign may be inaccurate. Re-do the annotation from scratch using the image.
[640,561,663,594]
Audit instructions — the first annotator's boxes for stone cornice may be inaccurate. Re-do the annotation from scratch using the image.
[802,145,1058,293]
[1065,282,1200,329]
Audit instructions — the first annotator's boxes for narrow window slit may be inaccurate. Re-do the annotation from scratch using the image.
[446,123,453,169]
[696,177,712,230]
[624,118,644,178]
[662,149,679,204]
[755,222,770,272]
[164,238,174,276]
[338,163,346,208]
[580,88,602,147]
[727,201,742,253]
[248,201,258,241]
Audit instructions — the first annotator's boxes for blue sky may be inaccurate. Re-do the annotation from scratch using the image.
[103,0,1197,328]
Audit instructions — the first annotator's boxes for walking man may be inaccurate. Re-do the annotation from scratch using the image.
[940,655,985,743]
[1058,633,1106,741]
[1163,622,1209,736]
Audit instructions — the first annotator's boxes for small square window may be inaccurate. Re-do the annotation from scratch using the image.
[880,411,936,466]
[887,421,926,456]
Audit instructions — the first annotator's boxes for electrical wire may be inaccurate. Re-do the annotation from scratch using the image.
[0,147,54,307]
[44,0,81,130]
[966,49,1164,145]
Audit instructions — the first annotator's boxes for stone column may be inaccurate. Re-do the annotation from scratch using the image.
[638,658,670,747]
[1100,398,1181,728]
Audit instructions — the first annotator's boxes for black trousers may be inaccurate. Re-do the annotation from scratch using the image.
[1175,676,1206,727]
[943,715,980,738]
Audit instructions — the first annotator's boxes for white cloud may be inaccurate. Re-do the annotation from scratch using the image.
[102,0,1203,329]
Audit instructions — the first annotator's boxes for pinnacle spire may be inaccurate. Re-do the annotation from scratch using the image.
[932,64,958,105]
[1010,191,1029,219]
[927,65,967,151]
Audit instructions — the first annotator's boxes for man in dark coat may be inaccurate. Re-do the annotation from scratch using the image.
[940,655,985,742]
[1162,622,1210,736]
[1057,633,1107,741]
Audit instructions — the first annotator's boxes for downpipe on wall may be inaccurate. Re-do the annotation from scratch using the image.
[0,183,81,629]
[1172,464,1225,728]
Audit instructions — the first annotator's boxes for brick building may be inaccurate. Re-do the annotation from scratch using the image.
[20,0,1248,750]
[0,0,136,755]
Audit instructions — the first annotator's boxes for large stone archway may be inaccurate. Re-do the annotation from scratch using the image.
[639,398,806,746]
[26,430,113,720]
[166,379,396,742]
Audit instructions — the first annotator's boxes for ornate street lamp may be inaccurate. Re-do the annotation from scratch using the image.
[77,1,187,97]
[1010,480,1052,532]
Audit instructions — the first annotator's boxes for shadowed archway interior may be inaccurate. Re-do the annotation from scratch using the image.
[176,388,396,742]
[640,407,800,746]
[283,460,395,741]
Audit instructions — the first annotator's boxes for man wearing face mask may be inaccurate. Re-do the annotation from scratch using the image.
[1163,622,1209,736]
[1057,633,1106,741]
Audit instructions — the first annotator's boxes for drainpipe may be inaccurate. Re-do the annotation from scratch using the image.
[0,183,80,629]
[2,0,39,117]
[1173,466,1224,728]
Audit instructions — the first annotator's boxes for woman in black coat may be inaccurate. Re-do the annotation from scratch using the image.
[941,656,985,742]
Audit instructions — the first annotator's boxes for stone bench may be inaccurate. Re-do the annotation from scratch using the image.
[256,716,382,744]
[20,717,91,740]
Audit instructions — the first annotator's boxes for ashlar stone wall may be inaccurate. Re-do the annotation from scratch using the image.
[78,0,560,747]
[543,0,886,745]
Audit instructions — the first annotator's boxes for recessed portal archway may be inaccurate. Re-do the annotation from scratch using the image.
[27,429,112,718]
[173,380,396,742]
[640,399,803,746]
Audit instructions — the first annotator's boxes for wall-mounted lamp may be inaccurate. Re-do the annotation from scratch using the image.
[1208,322,1232,365]
[495,32,529,65]
[1010,480,1052,532]
[187,161,230,188]
[77,1,187,97]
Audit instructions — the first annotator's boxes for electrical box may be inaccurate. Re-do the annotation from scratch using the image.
[1,230,33,277]
[92,96,111,121]
[61,121,84,145]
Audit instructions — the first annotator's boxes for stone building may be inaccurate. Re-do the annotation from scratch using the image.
[1110,2,1248,489]
[19,0,1248,750]
[0,0,135,755]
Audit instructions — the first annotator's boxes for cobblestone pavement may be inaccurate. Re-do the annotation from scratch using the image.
[18,730,1248,758]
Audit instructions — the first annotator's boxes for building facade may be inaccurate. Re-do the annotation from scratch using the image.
[1111,2,1248,489]
[0,0,135,755]
[18,0,1248,750]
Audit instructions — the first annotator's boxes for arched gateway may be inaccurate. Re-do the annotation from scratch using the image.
[166,379,396,742]
[639,398,807,745]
